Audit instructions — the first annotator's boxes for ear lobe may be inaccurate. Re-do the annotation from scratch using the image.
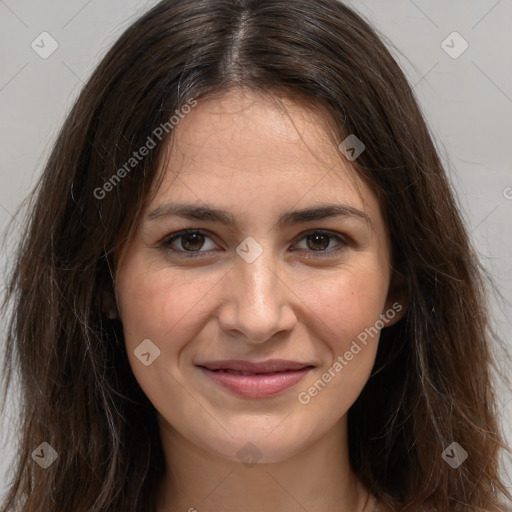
[383,270,408,327]
[102,284,119,320]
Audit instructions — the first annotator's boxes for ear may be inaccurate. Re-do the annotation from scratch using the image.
[382,268,408,327]
[101,282,119,320]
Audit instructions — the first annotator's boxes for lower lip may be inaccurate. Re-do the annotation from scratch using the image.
[198,367,312,398]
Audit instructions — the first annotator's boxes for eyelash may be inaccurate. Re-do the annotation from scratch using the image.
[160,229,350,259]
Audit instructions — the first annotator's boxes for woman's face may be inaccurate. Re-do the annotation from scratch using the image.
[116,89,402,464]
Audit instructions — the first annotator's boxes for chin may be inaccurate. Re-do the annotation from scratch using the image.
[194,422,317,466]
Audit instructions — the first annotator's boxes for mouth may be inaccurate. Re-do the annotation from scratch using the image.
[196,359,315,398]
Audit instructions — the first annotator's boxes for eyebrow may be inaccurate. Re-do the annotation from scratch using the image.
[147,202,372,228]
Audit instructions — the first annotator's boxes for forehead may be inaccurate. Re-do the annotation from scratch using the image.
[166,89,347,180]
[148,89,382,231]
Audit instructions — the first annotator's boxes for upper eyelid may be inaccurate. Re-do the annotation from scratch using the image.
[163,228,348,251]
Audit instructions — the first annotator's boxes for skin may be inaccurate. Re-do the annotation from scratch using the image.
[115,88,404,512]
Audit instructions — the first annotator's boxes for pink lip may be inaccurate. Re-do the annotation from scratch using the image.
[196,359,314,398]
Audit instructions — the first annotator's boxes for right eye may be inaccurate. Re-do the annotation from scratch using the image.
[161,229,219,258]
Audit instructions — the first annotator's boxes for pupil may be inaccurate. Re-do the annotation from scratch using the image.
[182,233,204,251]
[179,233,329,252]
[307,234,328,251]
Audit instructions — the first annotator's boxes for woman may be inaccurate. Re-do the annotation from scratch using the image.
[1,0,510,511]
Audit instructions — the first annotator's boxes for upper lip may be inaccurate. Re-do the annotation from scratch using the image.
[197,359,314,374]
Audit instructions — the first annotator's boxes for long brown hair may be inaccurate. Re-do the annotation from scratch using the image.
[1,0,510,510]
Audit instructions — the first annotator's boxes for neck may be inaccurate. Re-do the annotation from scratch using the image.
[156,415,371,512]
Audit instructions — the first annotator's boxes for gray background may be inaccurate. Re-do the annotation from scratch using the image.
[1,0,511,497]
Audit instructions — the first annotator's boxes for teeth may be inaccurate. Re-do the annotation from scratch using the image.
[221,370,255,375]
[212,369,265,375]
[212,369,298,375]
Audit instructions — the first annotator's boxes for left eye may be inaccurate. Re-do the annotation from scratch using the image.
[294,231,346,253]
[161,229,348,258]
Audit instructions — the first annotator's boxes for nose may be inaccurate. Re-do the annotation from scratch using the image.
[217,244,297,345]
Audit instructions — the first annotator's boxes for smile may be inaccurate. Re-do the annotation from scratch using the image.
[196,359,315,398]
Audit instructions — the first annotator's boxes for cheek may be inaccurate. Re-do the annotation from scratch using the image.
[293,263,388,414]
[296,260,389,346]
[117,257,217,343]
[116,257,221,415]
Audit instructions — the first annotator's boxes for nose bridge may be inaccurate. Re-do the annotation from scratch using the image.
[236,237,281,311]
[240,253,278,307]
[219,236,295,342]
